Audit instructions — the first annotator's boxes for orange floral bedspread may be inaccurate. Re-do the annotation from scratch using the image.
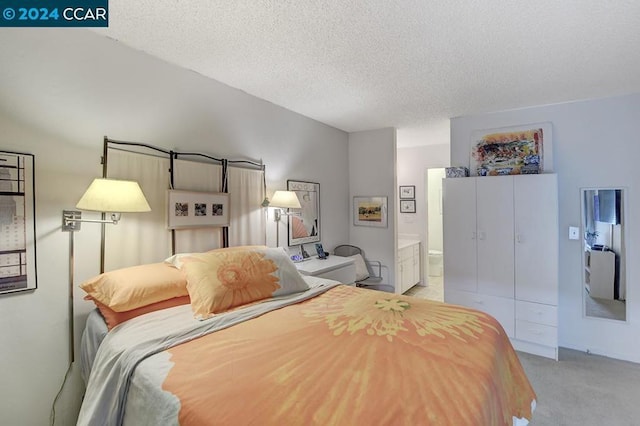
[162,285,536,425]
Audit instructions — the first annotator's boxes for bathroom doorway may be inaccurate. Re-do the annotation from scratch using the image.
[425,167,445,301]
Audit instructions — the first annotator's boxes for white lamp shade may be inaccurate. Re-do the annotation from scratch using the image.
[75,178,151,213]
[270,190,301,209]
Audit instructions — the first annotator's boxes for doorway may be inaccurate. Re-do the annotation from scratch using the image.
[425,167,445,301]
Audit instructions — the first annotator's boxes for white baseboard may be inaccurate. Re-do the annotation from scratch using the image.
[512,339,558,360]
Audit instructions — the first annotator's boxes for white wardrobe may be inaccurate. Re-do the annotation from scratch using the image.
[443,174,558,359]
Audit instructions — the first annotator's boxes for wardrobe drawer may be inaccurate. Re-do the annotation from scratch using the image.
[445,290,515,338]
[515,320,557,347]
[516,300,557,327]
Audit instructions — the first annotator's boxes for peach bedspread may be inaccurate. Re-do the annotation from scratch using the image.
[163,285,535,425]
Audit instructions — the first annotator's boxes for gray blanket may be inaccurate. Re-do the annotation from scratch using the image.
[77,281,338,426]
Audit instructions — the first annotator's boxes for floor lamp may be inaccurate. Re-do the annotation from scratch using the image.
[270,190,301,247]
[61,178,151,362]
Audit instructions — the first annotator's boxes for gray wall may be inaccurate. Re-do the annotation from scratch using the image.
[450,93,640,362]
[348,128,397,290]
[0,29,350,425]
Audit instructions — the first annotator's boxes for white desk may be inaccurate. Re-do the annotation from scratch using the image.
[295,255,356,285]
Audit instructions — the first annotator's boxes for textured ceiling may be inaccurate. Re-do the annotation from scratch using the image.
[94,1,640,146]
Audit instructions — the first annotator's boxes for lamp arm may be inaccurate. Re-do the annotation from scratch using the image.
[273,209,300,222]
[72,215,121,225]
[62,211,121,231]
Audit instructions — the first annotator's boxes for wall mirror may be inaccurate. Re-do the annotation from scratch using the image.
[581,188,627,321]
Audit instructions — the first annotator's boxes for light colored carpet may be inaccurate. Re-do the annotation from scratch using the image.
[518,348,640,425]
[407,280,640,425]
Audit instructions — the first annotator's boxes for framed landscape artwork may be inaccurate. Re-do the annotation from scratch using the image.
[167,190,230,229]
[353,196,388,228]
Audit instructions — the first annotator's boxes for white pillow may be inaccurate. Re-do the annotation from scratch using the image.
[349,254,370,281]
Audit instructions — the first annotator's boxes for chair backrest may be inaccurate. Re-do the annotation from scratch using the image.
[333,244,383,283]
[333,244,362,257]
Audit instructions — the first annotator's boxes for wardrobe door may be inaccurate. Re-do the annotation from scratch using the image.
[476,177,515,298]
[514,174,558,305]
[443,178,477,294]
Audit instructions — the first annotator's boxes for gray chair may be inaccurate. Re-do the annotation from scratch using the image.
[333,244,383,287]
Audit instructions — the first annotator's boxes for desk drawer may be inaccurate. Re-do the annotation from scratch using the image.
[318,263,356,284]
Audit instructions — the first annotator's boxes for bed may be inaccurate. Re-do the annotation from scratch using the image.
[77,247,536,426]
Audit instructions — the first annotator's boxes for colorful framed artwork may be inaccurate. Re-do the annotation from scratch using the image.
[400,199,416,213]
[0,150,37,295]
[167,190,230,229]
[399,185,415,199]
[470,122,553,176]
[287,180,320,246]
[353,196,388,228]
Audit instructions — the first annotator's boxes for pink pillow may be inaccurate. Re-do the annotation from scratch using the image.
[80,263,188,312]
[87,295,191,330]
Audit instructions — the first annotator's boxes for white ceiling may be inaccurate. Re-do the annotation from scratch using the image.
[94,1,640,147]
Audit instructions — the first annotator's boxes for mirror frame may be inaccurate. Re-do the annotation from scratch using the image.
[580,186,628,322]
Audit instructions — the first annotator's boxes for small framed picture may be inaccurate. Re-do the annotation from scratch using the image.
[399,185,415,199]
[400,199,416,213]
[353,196,388,228]
[167,190,230,229]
